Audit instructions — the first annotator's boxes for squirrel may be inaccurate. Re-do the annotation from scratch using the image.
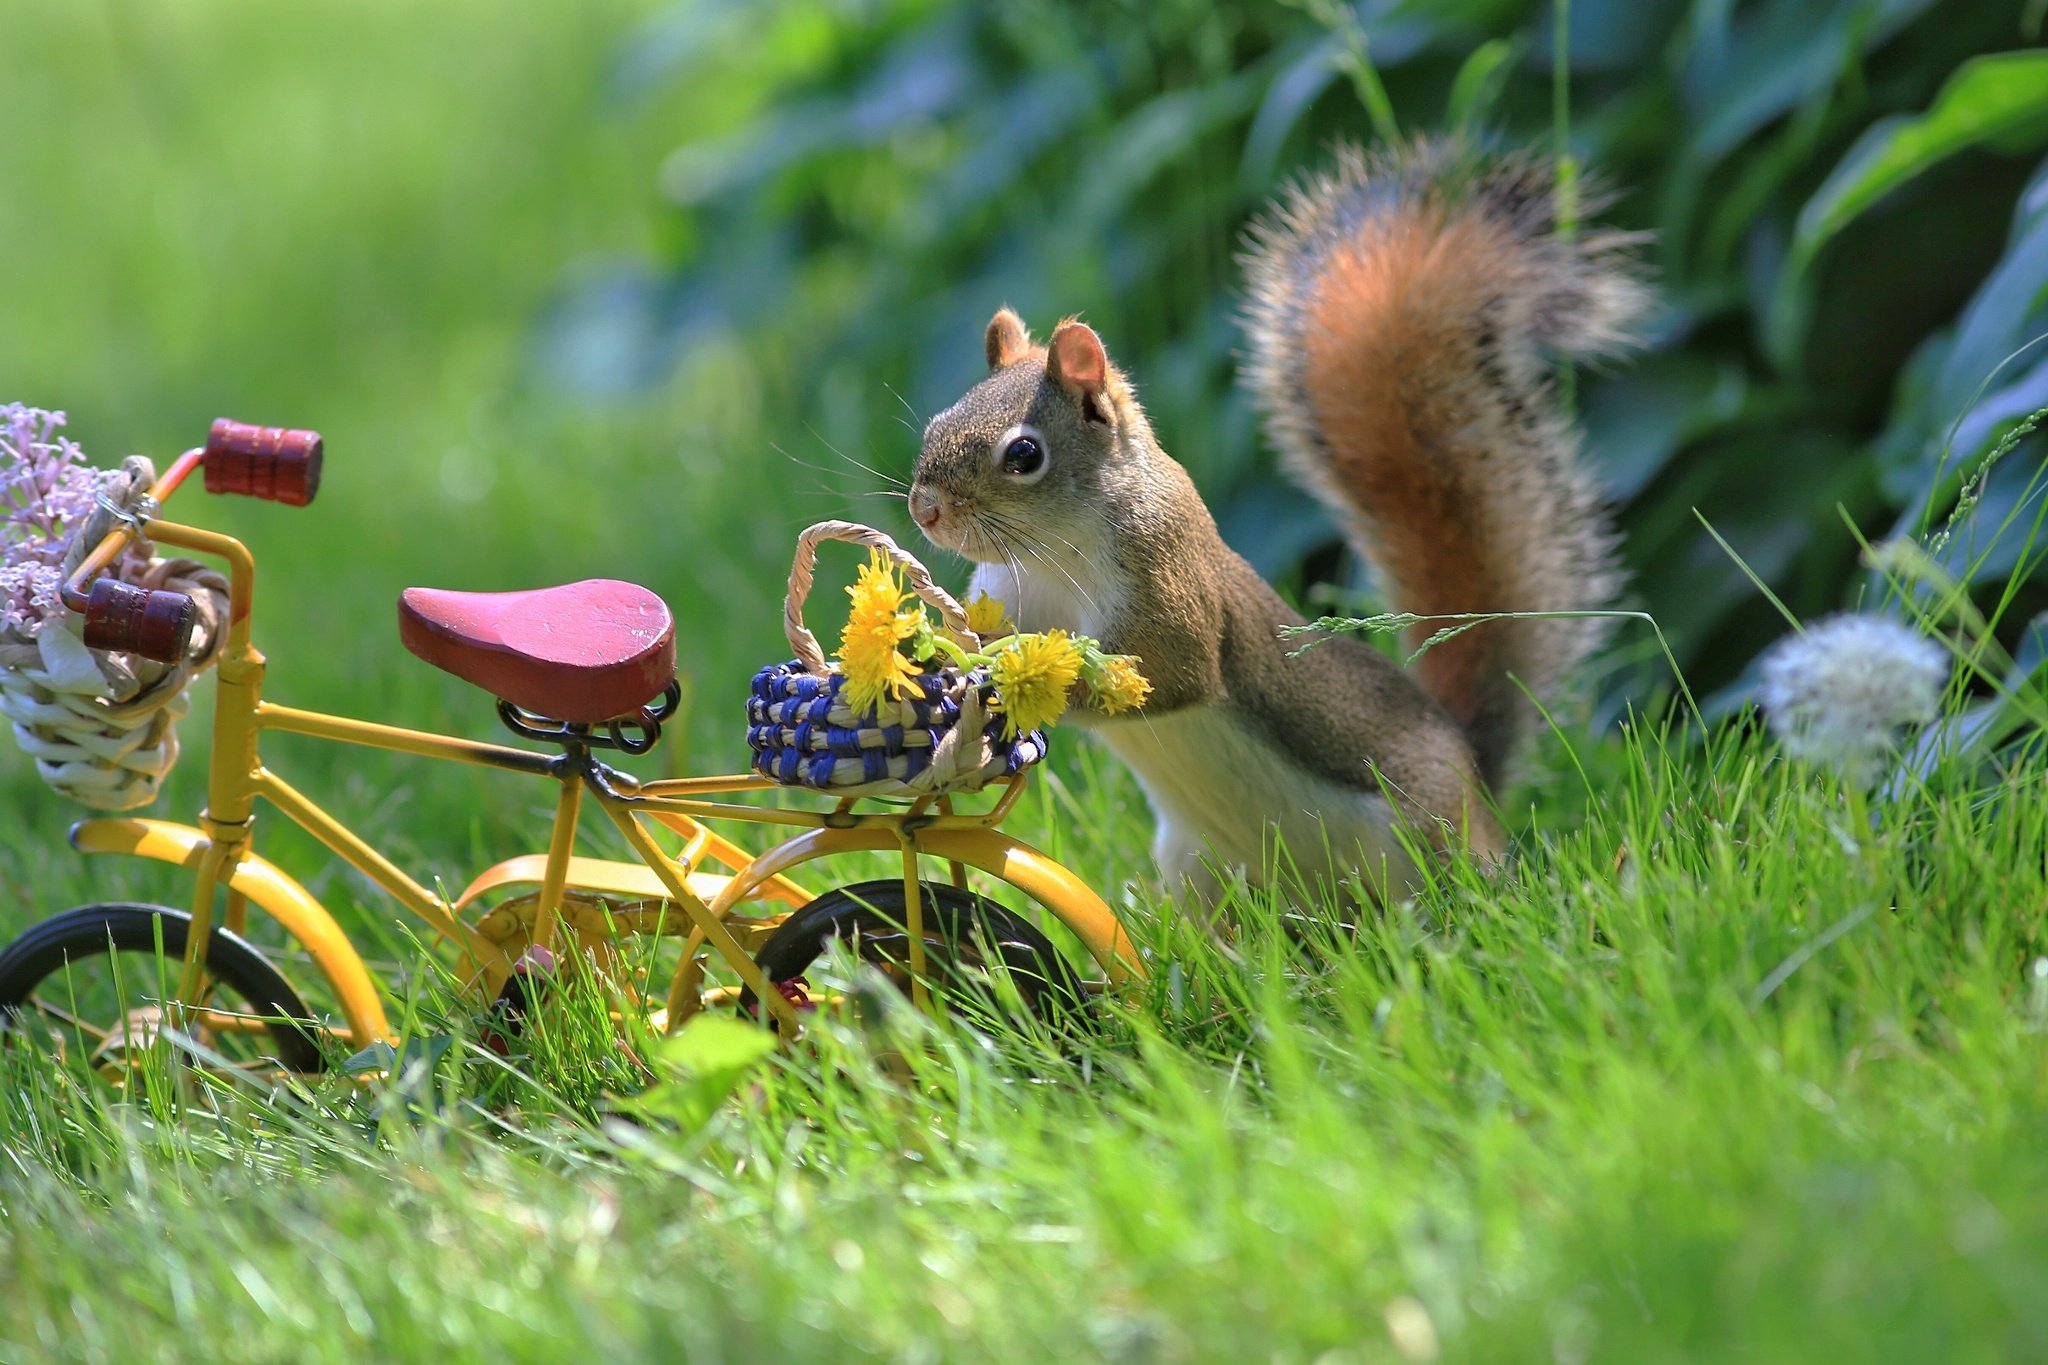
[907,140,1647,902]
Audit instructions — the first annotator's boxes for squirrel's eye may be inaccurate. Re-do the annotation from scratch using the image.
[991,424,1049,484]
[1000,434,1045,478]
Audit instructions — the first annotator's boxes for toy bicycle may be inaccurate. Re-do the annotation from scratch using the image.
[0,420,1143,1083]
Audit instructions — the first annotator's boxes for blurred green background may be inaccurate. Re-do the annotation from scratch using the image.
[2,0,2044,871]
[5,10,2047,1357]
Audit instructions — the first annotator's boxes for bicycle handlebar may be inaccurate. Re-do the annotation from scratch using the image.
[59,417,322,645]
[80,578,197,664]
[203,419,323,506]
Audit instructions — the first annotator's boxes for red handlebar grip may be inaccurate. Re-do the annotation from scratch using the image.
[81,580,196,664]
[203,419,323,506]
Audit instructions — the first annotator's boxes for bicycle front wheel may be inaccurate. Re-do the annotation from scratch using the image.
[0,903,326,1080]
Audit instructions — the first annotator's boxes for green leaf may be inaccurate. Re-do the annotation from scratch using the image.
[345,1035,457,1123]
[613,1016,778,1131]
[2009,611,2048,689]
[1870,162,2048,523]
[342,1040,396,1076]
[1771,52,2048,362]
[1066,69,1265,232]
[1217,479,1337,579]
[1891,609,2048,782]
[1239,33,1343,191]
[342,1035,453,1078]
[1930,161,2048,439]
[1447,38,1522,135]
[659,1013,779,1075]
[1580,350,1749,500]
[1928,440,2048,586]
[1684,0,1933,163]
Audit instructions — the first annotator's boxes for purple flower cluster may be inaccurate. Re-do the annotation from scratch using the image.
[1,404,109,638]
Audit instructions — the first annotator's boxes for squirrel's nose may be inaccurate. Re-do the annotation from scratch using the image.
[908,486,943,530]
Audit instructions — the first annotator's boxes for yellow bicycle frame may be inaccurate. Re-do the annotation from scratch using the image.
[59,459,1144,1052]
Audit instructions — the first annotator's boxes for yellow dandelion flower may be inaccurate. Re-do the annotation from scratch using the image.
[988,630,1085,737]
[836,549,924,717]
[839,634,922,718]
[846,549,912,625]
[1092,655,1152,714]
[963,590,1009,636]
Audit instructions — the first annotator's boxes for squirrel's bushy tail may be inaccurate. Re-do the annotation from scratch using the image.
[1241,139,1647,791]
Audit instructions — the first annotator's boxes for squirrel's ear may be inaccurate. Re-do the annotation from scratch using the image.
[1047,320,1111,423]
[985,307,1033,370]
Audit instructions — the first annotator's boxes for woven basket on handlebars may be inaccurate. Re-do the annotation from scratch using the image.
[745,521,1047,798]
[0,456,227,810]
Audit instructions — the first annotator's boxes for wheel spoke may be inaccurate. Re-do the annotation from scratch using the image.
[23,994,112,1045]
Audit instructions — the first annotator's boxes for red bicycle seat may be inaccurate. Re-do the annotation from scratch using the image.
[398,580,676,724]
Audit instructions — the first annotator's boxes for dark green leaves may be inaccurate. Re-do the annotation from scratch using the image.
[1774,51,2048,361]
[571,0,2048,704]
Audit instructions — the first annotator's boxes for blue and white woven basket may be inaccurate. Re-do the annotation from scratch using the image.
[745,521,1048,798]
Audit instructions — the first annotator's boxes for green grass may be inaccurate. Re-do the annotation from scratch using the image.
[5,4,2048,1362]
[3,727,2047,1362]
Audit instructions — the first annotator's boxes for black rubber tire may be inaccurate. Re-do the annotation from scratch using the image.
[740,878,1092,1031]
[0,903,326,1074]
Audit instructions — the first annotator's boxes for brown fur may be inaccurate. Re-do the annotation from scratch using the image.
[1243,140,1647,788]
[907,142,1643,886]
[910,323,1501,864]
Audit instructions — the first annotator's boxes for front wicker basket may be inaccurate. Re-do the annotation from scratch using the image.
[0,456,227,810]
[744,521,1047,798]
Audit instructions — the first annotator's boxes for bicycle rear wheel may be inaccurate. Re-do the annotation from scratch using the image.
[739,878,1092,1032]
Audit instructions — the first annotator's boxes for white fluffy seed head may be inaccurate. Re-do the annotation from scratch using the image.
[1758,614,1950,784]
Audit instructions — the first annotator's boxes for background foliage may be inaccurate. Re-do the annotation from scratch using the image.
[4,0,2042,778]
[553,0,2048,711]
[2,4,2047,1361]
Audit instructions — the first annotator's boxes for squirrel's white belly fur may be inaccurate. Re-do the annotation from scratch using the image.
[1094,706,1406,901]
[970,556,1408,901]
[971,555,1112,640]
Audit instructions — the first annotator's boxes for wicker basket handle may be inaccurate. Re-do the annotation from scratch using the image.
[784,521,977,675]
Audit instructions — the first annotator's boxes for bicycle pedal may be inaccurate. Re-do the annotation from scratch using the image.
[749,975,818,1021]
[480,946,559,1055]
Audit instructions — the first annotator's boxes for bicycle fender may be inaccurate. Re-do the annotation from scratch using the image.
[707,826,1146,986]
[68,817,391,1045]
